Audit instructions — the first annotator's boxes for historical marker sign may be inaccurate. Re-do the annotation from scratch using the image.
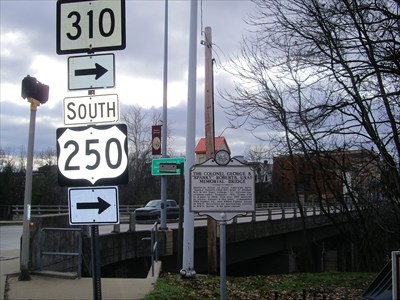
[68,54,115,90]
[57,0,126,55]
[69,186,119,224]
[57,124,128,186]
[190,158,255,214]
[63,94,119,125]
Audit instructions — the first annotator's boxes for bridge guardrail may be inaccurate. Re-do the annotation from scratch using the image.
[141,222,158,277]
[11,204,142,219]
[11,203,317,215]
[11,203,345,223]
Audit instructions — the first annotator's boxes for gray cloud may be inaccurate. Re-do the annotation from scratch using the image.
[1,0,261,158]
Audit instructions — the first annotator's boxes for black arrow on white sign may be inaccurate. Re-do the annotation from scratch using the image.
[76,197,111,214]
[75,63,108,80]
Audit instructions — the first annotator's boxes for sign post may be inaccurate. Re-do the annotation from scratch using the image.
[190,156,255,299]
[91,225,102,300]
[56,1,126,298]
[393,251,400,300]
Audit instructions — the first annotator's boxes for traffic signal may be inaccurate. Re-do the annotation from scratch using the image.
[21,75,49,104]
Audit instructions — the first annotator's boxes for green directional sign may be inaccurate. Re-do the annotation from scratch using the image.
[152,157,185,176]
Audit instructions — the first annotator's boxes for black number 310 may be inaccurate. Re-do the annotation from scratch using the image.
[66,9,115,41]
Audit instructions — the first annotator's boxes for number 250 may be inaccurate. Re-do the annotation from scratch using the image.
[66,9,115,40]
[64,139,122,171]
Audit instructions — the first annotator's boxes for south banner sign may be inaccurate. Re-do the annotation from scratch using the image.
[63,94,119,125]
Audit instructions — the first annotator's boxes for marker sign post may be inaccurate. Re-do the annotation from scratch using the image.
[190,158,255,220]
[57,2,126,299]
[190,157,255,300]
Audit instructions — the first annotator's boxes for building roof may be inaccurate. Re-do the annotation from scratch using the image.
[195,137,230,154]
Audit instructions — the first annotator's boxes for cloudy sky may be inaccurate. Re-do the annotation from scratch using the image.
[1,0,260,159]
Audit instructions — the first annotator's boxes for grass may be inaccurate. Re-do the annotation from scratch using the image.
[145,272,375,299]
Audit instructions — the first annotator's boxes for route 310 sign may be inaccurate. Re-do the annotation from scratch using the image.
[56,0,126,55]
[57,124,128,187]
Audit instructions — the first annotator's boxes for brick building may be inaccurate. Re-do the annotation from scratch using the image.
[194,137,230,164]
[272,150,381,203]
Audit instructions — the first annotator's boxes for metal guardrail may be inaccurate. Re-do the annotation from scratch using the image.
[39,227,82,278]
[141,222,158,277]
[11,203,321,217]
[11,204,142,217]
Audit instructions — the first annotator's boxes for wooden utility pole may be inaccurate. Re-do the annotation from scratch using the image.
[204,26,218,275]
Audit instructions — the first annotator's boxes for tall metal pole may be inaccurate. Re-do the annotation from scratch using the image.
[181,0,198,278]
[19,98,40,281]
[160,0,169,230]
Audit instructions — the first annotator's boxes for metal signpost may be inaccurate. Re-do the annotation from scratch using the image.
[393,251,400,300]
[151,159,186,270]
[56,1,126,298]
[190,154,255,300]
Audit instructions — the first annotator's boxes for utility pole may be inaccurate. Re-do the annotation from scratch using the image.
[204,26,218,275]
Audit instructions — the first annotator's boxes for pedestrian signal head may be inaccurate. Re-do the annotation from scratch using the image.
[21,75,49,104]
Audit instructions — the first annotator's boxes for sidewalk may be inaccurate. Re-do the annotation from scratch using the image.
[0,249,161,300]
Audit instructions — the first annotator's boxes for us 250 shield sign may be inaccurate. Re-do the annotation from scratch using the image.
[57,124,128,187]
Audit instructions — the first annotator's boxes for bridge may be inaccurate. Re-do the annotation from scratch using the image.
[25,204,353,278]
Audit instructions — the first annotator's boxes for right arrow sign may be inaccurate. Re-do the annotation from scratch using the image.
[68,53,115,90]
[69,186,119,225]
[75,63,108,80]
[76,197,111,214]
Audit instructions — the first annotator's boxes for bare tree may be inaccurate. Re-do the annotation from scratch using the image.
[223,0,400,270]
[121,105,163,204]
[36,147,57,167]
[0,147,26,213]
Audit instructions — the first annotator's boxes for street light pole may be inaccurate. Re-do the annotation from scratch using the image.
[160,0,169,230]
[181,0,198,277]
[19,98,40,281]
[19,75,49,281]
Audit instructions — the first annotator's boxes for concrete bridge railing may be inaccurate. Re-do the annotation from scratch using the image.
[26,204,348,276]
